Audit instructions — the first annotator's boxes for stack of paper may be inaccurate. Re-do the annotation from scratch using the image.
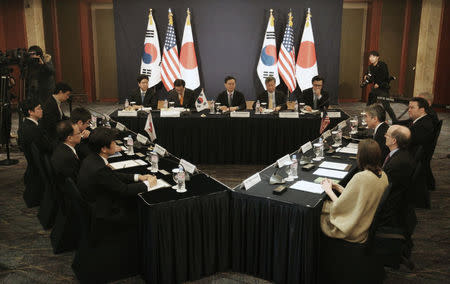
[312,168,348,179]
[290,180,324,194]
[337,147,358,155]
[109,159,148,170]
[319,161,349,171]
[144,179,171,191]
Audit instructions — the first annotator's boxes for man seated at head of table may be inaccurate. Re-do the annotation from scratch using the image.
[51,120,82,183]
[70,107,92,161]
[167,79,196,109]
[365,104,390,160]
[252,76,287,111]
[320,139,388,243]
[296,75,329,111]
[215,75,246,112]
[77,127,156,224]
[128,74,158,109]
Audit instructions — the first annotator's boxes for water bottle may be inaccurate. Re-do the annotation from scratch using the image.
[294,100,299,112]
[319,138,324,159]
[127,135,134,155]
[163,99,168,109]
[91,115,97,129]
[290,154,298,178]
[210,100,215,114]
[150,151,159,172]
[124,98,129,109]
[177,165,186,190]
[255,100,261,114]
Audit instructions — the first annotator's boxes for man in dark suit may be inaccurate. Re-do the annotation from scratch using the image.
[17,99,51,207]
[407,97,436,190]
[418,91,439,126]
[167,79,196,109]
[77,127,156,224]
[380,125,416,230]
[128,74,158,109]
[40,82,71,143]
[51,120,82,182]
[215,76,246,111]
[296,75,329,111]
[70,107,92,161]
[252,76,287,111]
[365,104,390,160]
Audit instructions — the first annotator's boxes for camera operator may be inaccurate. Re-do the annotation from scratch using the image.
[364,50,397,122]
[26,45,55,104]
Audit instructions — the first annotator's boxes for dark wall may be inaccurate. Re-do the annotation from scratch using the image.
[113,0,343,104]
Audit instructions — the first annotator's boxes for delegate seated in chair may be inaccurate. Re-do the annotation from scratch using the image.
[320,139,388,243]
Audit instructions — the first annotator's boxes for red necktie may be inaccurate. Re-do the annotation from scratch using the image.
[382,154,391,168]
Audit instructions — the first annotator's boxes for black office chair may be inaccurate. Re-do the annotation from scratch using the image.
[70,179,140,283]
[318,184,392,284]
[50,176,80,254]
[37,153,58,230]
[22,148,45,208]
[426,119,443,191]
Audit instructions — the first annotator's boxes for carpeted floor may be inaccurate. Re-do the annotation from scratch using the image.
[0,102,448,283]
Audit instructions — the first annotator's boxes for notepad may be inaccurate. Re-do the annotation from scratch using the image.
[319,161,350,171]
[144,179,171,191]
[290,180,324,194]
[109,159,147,170]
[313,168,348,179]
[337,147,358,155]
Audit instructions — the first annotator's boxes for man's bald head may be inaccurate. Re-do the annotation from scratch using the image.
[386,125,411,150]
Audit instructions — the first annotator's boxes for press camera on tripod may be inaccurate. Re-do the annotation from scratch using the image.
[0,48,40,166]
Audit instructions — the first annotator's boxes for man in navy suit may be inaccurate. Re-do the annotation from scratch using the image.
[128,75,158,109]
[253,76,287,111]
[215,76,246,111]
[365,104,390,160]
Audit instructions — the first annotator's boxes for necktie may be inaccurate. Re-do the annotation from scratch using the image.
[179,94,184,106]
[313,95,317,110]
[382,154,391,168]
[141,91,145,104]
[268,93,273,109]
[228,94,232,106]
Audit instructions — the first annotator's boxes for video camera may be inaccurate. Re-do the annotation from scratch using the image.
[0,48,40,70]
[360,72,372,88]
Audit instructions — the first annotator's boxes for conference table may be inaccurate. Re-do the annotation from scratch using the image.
[111,114,361,284]
[111,108,348,164]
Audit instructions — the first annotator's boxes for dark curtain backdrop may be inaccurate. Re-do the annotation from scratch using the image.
[113,0,342,104]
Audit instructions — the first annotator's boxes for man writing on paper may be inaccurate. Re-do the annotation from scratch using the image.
[128,75,158,109]
[215,76,246,111]
[253,76,287,111]
[167,79,196,109]
[297,75,329,111]
[78,127,156,225]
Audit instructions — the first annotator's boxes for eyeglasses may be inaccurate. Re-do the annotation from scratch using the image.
[313,84,323,87]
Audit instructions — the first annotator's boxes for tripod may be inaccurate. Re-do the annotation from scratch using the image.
[0,74,19,166]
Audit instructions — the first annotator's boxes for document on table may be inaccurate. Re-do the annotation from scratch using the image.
[337,147,358,155]
[346,143,359,149]
[319,161,350,171]
[109,159,147,170]
[313,168,348,179]
[290,180,324,194]
[144,179,171,191]
[108,152,122,158]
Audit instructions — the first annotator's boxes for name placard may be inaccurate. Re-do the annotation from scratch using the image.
[115,122,126,131]
[338,120,347,129]
[322,130,331,139]
[154,144,166,156]
[243,173,261,190]
[136,133,149,145]
[230,111,250,118]
[179,159,197,174]
[327,111,341,118]
[277,154,292,168]
[117,110,137,117]
[160,109,181,117]
[279,112,299,118]
[301,141,313,153]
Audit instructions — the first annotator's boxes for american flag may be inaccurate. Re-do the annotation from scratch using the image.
[278,12,296,93]
[161,9,181,91]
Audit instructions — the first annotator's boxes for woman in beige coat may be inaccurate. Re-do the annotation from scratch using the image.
[320,139,388,243]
